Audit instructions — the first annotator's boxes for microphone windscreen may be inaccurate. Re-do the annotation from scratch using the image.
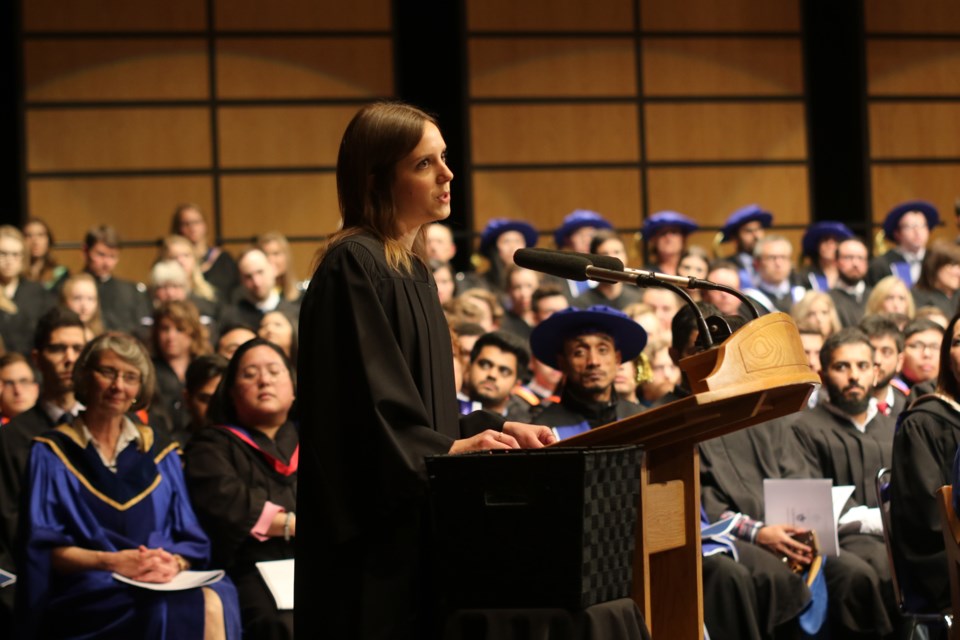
[514,248,592,281]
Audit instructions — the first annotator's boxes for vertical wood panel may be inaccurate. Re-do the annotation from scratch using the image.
[868,40,960,96]
[869,103,960,158]
[219,174,341,239]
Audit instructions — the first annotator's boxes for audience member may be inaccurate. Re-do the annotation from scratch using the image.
[911,240,960,318]
[898,317,944,393]
[890,310,960,614]
[499,265,539,340]
[790,328,897,637]
[17,332,240,639]
[222,248,298,330]
[531,283,569,324]
[429,259,456,305]
[916,305,949,329]
[477,218,538,291]
[719,204,773,289]
[553,209,613,298]
[257,231,302,303]
[576,230,644,310]
[791,291,842,340]
[636,337,679,407]
[217,324,257,360]
[59,272,104,338]
[677,246,711,301]
[172,203,239,297]
[829,237,872,327]
[703,259,749,317]
[456,288,503,332]
[614,356,641,405]
[0,225,54,354]
[152,300,212,437]
[258,310,298,365]
[868,200,938,287]
[799,221,853,291]
[641,287,681,340]
[461,331,532,422]
[864,274,915,319]
[859,315,907,418]
[798,327,824,407]
[180,353,228,444]
[530,305,646,439]
[81,225,151,335]
[743,234,807,314]
[186,339,296,639]
[640,211,698,275]
[22,217,68,291]
[0,353,38,423]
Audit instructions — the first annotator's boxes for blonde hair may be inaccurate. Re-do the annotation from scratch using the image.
[0,226,23,313]
[257,231,300,302]
[160,235,217,302]
[790,290,842,339]
[866,275,916,319]
[152,300,212,359]
[60,273,104,337]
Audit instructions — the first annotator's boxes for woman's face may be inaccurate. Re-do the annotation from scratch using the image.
[881,283,910,315]
[818,237,838,264]
[177,208,207,245]
[614,360,638,399]
[935,262,960,294]
[231,345,295,427]
[23,222,49,259]
[496,230,526,266]
[433,266,454,305]
[391,121,453,232]
[654,227,684,258]
[157,317,193,359]
[89,350,142,415]
[259,312,293,356]
[508,269,539,314]
[678,254,708,279]
[154,280,188,303]
[66,280,98,323]
[165,242,197,278]
[805,298,833,337]
[596,238,627,264]
[903,328,942,384]
[0,236,24,282]
[261,240,288,278]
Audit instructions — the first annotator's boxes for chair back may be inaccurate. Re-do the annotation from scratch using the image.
[936,485,960,640]
[876,467,908,611]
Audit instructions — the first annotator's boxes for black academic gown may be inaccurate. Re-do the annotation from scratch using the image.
[890,394,960,613]
[572,285,645,311]
[295,233,505,640]
[910,286,960,318]
[791,403,898,635]
[532,388,643,431]
[185,423,297,640]
[95,274,151,334]
[829,285,871,328]
[867,250,909,287]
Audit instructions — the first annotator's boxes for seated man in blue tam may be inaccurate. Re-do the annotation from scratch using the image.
[529,305,645,440]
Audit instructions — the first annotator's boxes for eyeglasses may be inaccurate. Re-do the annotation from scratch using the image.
[904,341,940,354]
[0,251,22,260]
[93,366,142,386]
[837,254,867,262]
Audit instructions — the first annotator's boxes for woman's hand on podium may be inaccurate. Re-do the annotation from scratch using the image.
[449,430,519,454]
[503,422,557,448]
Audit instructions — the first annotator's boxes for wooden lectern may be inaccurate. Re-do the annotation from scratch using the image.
[551,312,820,639]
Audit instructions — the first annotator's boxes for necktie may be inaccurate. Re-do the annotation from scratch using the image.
[877,401,890,416]
[57,412,75,426]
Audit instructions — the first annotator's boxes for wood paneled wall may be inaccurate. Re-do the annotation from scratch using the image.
[21,0,393,282]
[865,0,960,244]
[464,0,809,263]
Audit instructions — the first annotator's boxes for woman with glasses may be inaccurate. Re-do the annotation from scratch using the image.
[17,331,240,639]
[185,338,297,640]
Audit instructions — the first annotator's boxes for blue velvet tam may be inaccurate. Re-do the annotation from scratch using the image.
[553,210,613,248]
[801,221,854,258]
[478,218,539,255]
[720,204,774,242]
[530,305,647,370]
[641,211,698,239]
[882,200,940,241]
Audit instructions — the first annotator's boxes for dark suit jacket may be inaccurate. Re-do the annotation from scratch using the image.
[95,275,151,334]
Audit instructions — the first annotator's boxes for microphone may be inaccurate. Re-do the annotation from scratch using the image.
[513,248,624,281]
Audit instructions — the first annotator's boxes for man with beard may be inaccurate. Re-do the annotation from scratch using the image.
[830,237,873,327]
[860,314,908,419]
[791,327,898,638]
[529,305,645,439]
[460,330,532,422]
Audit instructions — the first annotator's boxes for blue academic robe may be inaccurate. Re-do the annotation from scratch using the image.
[17,423,241,639]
